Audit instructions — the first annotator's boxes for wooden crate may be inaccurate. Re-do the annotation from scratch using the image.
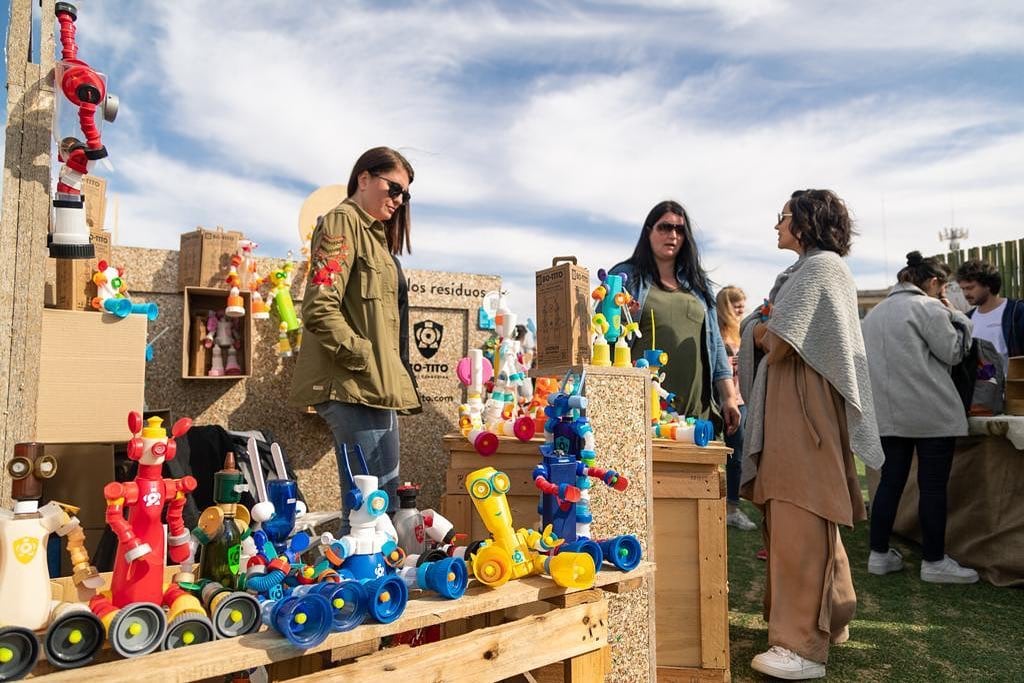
[441,433,545,542]
[652,439,731,682]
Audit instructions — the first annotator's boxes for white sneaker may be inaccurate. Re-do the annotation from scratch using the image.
[751,646,826,680]
[868,548,904,575]
[920,555,979,584]
[726,509,758,531]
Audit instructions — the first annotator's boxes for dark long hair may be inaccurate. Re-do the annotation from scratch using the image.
[346,146,414,255]
[627,200,713,304]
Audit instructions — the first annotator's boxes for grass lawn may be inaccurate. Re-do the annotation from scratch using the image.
[726,466,1024,681]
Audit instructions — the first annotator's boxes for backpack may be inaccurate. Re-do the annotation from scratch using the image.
[969,338,1005,416]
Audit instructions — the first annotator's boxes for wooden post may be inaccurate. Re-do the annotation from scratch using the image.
[0,0,56,506]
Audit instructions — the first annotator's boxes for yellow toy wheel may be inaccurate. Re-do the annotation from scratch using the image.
[471,545,513,588]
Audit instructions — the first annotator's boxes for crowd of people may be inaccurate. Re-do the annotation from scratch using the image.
[290,146,1000,681]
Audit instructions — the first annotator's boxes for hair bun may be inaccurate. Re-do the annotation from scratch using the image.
[906,251,924,267]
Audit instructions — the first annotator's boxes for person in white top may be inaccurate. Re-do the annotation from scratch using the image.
[956,259,1024,359]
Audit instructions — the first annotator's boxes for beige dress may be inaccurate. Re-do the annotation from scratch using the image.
[745,328,866,664]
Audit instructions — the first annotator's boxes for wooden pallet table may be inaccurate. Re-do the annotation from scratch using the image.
[30,563,653,682]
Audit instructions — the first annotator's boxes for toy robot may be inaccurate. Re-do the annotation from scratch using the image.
[194,453,251,590]
[539,372,643,572]
[89,412,213,656]
[465,465,595,590]
[322,445,467,620]
[0,443,106,678]
[590,269,641,367]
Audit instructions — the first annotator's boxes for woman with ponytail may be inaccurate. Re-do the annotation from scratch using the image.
[861,251,979,584]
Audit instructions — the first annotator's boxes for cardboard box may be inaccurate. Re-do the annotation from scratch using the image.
[42,443,115,528]
[36,309,147,443]
[182,287,252,379]
[534,256,591,372]
[54,230,112,311]
[178,227,244,291]
[81,174,107,231]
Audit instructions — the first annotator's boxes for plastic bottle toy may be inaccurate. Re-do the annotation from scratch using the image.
[194,453,251,589]
[540,372,643,572]
[590,269,640,367]
[225,287,245,318]
[267,261,300,333]
[0,443,106,678]
[89,412,200,657]
[90,261,159,320]
[245,436,307,555]
[321,445,467,615]
[636,328,714,446]
[392,483,459,560]
[50,2,118,260]
[465,466,595,590]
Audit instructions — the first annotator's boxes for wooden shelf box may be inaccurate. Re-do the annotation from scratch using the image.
[182,287,252,379]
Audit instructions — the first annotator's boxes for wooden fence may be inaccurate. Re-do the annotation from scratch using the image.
[937,240,1024,300]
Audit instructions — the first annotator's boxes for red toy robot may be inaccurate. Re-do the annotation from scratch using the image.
[89,412,205,657]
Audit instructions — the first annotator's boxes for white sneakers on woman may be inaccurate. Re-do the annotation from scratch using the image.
[726,508,758,530]
[869,548,979,583]
[751,646,826,680]
[920,555,979,584]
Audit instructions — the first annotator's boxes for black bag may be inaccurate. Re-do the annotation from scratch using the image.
[951,338,979,413]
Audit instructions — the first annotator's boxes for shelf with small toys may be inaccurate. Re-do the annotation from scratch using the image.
[181,287,253,379]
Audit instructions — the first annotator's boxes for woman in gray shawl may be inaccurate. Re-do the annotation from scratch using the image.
[739,190,884,680]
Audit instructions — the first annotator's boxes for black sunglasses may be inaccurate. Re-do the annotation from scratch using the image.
[651,222,686,236]
[373,174,411,203]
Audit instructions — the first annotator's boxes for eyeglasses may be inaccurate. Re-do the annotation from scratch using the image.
[373,175,411,203]
[652,222,686,236]
[777,212,792,224]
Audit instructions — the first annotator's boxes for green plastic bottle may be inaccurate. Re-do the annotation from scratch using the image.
[197,453,249,589]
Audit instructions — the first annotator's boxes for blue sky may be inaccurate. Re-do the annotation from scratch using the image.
[4,1,1024,316]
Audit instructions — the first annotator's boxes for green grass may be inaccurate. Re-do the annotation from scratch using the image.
[726,467,1024,682]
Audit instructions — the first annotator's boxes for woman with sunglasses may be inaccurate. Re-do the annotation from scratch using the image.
[738,190,883,680]
[610,200,741,438]
[290,146,420,533]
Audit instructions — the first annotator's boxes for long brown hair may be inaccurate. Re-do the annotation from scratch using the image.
[346,146,414,255]
[716,285,746,351]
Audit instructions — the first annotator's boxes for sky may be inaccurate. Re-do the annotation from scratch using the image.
[4,0,1024,317]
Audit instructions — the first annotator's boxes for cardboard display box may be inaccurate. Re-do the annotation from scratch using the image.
[178,227,243,291]
[54,230,112,311]
[182,287,252,379]
[36,309,147,443]
[82,174,107,231]
[534,256,591,373]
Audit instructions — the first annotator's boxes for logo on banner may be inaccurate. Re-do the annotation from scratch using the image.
[414,320,444,359]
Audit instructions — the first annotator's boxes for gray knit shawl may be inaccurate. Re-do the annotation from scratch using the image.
[738,249,884,485]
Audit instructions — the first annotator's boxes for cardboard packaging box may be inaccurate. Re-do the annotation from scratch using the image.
[54,230,112,311]
[42,443,115,528]
[81,175,107,231]
[182,287,252,379]
[534,256,591,372]
[178,227,244,291]
[36,309,147,443]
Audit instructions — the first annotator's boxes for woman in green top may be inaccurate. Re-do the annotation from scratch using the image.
[610,200,740,437]
[289,147,421,533]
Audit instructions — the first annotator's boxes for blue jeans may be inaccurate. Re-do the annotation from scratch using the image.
[724,404,746,505]
[315,401,400,535]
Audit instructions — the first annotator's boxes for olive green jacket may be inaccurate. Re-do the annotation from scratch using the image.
[288,199,420,411]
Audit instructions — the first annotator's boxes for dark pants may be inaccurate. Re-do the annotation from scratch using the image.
[870,436,955,562]
[724,404,746,504]
[316,401,400,536]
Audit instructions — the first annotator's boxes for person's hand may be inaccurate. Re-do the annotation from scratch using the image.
[722,396,741,436]
[940,296,954,310]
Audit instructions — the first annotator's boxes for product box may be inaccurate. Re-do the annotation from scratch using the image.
[177,227,244,291]
[81,174,107,231]
[42,443,115,528]
[182,287,252,379]
[534,256,591,372]
[36,309,147,443]
[54,230,112,311]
